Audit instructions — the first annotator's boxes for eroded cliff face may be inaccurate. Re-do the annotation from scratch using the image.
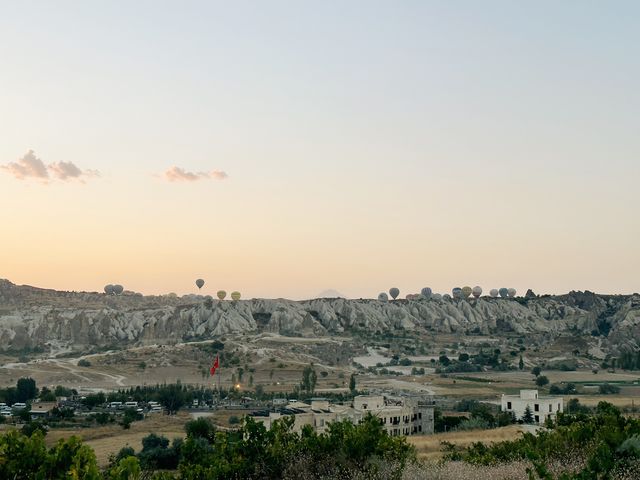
[0,279,638,353]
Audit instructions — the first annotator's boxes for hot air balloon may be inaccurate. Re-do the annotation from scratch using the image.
[433,293,442,301]
[196,279,205,290]
[472,286,482,298]
[231,291,241,301]
[421,287,432,299]
[217,290,227,300]
[443,294,452,301]
[490,289,499,298]
[508,288,517,298]
[389,288,400,300]
[113,284,124,295]
[462,286,472,299]
[406,294,415,300]
[104,284,114,295]
[378,292,389,302]
[452,287,463,299]
[499,287,509,298]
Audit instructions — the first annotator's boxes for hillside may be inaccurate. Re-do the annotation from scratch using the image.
[0,280,638,357]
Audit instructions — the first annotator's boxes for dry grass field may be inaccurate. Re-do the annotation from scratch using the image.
[407,425,528,461]
[45,413,189,467]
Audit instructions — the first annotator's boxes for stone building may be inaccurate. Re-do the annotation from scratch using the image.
[252,394,434,436]
[501,389,563,424]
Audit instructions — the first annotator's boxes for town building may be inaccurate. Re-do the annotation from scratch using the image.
[251,394,434,437]
[30,402,58,419]
[501,389,563,424]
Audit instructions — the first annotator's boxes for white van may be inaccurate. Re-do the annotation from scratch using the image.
[109,402,123,409]
[125,401,138,408]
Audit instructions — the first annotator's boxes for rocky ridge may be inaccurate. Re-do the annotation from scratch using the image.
[1,280,639,355]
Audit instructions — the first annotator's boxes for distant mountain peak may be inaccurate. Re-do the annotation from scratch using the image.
[315,289,346,299]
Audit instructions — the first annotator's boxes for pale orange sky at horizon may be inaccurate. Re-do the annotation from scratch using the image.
[1,2,638,299]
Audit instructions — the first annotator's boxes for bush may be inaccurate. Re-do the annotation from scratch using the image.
[78,359,91,367]
[599,383,621,394]
[535,375,550,387]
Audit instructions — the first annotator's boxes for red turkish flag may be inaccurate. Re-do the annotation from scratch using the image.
[210,354,220,376]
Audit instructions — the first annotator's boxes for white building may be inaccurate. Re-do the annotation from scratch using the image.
[252,395,434,437]
[501,389,563,424]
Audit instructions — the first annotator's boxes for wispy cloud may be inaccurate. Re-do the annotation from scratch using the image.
[1,150,99,183]
[163,166,229,182]
[1,150,49,180]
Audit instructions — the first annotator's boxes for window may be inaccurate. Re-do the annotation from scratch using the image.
[534,404,539,412]
[549,405,552,412]
[418,412,422,419]
[535,415,539,423]
[507,402,512,409]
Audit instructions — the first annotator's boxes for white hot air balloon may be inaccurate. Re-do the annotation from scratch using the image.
[472,286,482,298]
[490,289,499,298]
[378,292,389,302]
[508,288,517,298]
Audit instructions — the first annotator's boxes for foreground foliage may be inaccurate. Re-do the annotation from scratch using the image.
[448,401,640,479]
[0,413,414,479]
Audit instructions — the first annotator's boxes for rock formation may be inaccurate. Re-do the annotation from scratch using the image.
[0,279,638,355]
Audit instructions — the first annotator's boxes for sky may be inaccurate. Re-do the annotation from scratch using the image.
[1,1,638,299]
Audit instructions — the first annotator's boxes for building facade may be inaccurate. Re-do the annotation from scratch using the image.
[501,389,563,424]
[252,395,434,437]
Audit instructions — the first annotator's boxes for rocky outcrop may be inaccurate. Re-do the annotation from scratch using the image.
[0,279,638,352]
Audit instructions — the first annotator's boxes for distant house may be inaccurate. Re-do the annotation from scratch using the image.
[30,402,58,419]
[501,389,563,424]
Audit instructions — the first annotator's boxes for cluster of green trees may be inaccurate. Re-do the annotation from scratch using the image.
[0,413,415,479]
[434,400,515,432]
[0,430,101,479]
[448,402,640,478]
[0,377,39,405]
[436,348,519,373]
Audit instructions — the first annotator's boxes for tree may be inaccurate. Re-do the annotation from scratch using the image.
[458,353,470,362]
[439,355,451,367]
[531,366,542,377]
[158,383,186,414]
[185,418,217,443]
[522,405,534,424]
[301,365,317,394]
[536,375,549,387]
[16,377,38,402]
[39,387,56,402]
[349,374,356,394]
[518,355,524,370]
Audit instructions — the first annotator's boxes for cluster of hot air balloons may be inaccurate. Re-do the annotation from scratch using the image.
[377,285,518,301]
[103,284,124,295]
[489,287,517,298]
[195,280,241,301]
